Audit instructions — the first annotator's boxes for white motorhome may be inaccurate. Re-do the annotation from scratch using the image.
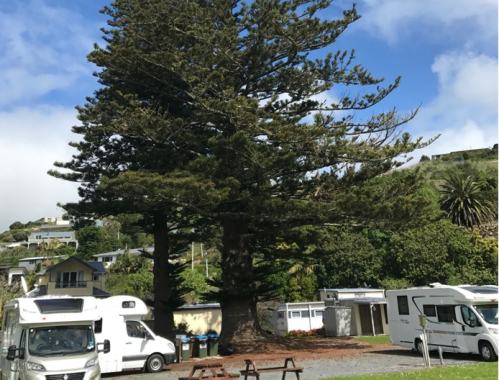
[94,296,176,373]
[0,296,109,380]
[386,284,498,361]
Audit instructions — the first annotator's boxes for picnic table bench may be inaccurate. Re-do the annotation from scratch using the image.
[240,358,303,380]
[179,363,240,380]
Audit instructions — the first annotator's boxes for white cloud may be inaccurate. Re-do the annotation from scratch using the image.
[0,106,81,232]
[357,0,498,45]
[407,51,498,160]
[0,1,99,106]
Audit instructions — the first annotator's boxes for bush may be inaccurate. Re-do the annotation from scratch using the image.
[419,155,430,162]
[284,328,324,337]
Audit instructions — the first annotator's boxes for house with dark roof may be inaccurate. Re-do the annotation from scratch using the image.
[33,256,109,298]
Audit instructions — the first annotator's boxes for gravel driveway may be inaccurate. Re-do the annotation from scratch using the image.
[102,348,482,380]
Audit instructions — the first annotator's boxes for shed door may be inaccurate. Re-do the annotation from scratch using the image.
[359,305,373,335]
[358,305,383,335]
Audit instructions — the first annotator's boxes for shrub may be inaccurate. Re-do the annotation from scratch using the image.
[285,328,324,338]
[419,155,430,162]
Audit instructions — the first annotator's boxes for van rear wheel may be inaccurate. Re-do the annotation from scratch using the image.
[479,342,497,362]
[146,354,165,373]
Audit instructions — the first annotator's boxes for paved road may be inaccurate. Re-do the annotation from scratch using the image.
[102,349,483,380]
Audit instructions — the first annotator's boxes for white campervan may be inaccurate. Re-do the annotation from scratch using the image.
[94,295,176,373]
[0,296,109,380]
[386,284,498,361]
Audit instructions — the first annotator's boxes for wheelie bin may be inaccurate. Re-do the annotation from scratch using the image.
[195,335,208,358]
[207,334,220,356]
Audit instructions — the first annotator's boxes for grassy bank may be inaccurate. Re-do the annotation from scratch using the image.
[324,362,498,380]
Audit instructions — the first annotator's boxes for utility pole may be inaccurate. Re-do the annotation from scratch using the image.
[191,242,194,270]
[200,242,203,257]
[205,258,208,277]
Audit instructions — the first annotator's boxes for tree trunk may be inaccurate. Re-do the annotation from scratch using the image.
[220,219,263,342]
[152,211,175,339]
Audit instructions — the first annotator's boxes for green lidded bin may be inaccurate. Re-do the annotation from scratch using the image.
[181,337,191,361]
[195,335,208,358]
[207,334,220,356]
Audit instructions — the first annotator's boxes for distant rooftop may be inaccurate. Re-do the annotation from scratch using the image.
[93,247,154,257]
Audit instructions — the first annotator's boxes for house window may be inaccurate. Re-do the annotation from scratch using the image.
[301,310,310,318]
[29,260,36,265]
[102,257,113,263]
[93,275,100,281]
[55,271,85,288]
[314,310,324,318]
[397,296,410,315]
[288,311,301,318]
[277,312,284,319]
[35,235,42,240]
[436,305,454,323]
[423,304,437,317]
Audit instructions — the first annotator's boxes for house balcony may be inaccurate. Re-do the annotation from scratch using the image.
[53,281,87,289]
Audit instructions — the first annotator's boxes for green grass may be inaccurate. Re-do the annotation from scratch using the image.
[353,335,391,344]
[323,363,498,380]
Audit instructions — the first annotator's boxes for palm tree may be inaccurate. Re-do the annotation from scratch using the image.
[439,175,496,227]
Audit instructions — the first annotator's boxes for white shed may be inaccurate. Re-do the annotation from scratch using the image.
[272,301,325,336]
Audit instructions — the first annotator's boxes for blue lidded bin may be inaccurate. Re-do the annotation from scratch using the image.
[207,334,220,356]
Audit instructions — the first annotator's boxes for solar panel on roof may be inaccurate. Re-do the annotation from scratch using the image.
[462,286,498,294]
[34,298,84,314]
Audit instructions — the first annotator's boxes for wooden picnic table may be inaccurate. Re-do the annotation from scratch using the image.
[179,362,240,380]
[240,358,303,380]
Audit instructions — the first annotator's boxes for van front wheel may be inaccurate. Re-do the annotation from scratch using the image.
[479,342,497,362]
[146,354,165,372]
[415,339,423,355]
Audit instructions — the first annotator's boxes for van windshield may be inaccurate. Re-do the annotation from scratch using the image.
[474,304,498,325]
[28,326,95,356]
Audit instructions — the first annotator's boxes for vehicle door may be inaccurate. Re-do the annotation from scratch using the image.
[123,321,153,369]
[454,305,482,354]
[7,329,25,380]
[431,305,456,352]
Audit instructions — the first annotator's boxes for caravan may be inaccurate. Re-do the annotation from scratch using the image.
[386,284,498,361]
[0,296,108,380]
[94,295,176,373]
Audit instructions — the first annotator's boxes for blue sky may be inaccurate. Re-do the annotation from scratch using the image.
[0,0,497,232]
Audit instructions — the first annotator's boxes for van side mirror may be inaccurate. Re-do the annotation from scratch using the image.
[98,340,111,354]
[6,345,23,361]
[469,317,477,327]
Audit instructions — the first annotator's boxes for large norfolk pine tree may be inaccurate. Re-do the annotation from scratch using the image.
[54,0,433,340]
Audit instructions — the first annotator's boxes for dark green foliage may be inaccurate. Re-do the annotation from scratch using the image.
[439,175,496,227]
[420,155,430,162]
[9,221,24,230]
[76,226,123,261]
[315,228,381,289]
[11,230,28,242]
[385,220,497,286]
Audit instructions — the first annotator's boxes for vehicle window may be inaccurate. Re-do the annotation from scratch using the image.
[20,330,26,350]
[28,326,95,356]
[423,305,436,317]
[473,304,498,325]
[461,306,481,327]
[436,305,454,323]
[94,319,102,334]
[397,296,409,315]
